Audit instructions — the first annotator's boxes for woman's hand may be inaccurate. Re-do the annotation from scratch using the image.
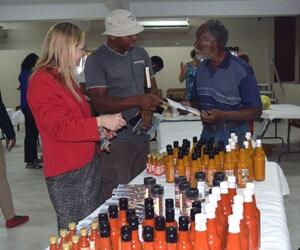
[97,113,127,131]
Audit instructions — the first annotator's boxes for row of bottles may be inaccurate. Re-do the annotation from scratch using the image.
[49,180,260,250]
[147,132,266,188]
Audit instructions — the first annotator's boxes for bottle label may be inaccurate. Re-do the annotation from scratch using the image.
[197,181,206,200]
[238,168,249,186]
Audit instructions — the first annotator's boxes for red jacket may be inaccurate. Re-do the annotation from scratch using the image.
[28,68,100,177]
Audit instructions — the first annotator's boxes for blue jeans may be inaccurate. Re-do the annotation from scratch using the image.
[200,122,249,147]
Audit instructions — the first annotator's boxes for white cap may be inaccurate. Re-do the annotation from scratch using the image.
[205,203,216,219]
[232,203,244,220]
[195,213,207,232]
[211,187,221,200]
[233,135,238,144]
[243,141,249,149]
[256,139,262,147]
[102,9,144,37]
[227,176,236,188]
[228,214,240,233]
[245,132,252,140]
[228,138,232,145]
[243,189,253,202]
[220,181,229,194]
[246,182,255,192]
[226,145,231,152]
[233,194,244,205]
[230,141,236,150]
[230,133,236,139]
[208,194,218,208]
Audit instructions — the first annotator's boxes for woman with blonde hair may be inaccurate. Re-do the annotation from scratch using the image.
[28,22,126,230]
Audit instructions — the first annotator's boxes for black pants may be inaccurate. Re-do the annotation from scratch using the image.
[99,140,149,202]
[22,108,38,163]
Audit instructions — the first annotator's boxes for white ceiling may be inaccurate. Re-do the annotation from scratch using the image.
[0,0,299,22]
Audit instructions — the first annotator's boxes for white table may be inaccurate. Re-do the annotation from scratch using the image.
[77,161,291,250]
[154,114,203,153]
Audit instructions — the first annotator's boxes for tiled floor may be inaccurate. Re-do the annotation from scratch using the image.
[0,120,300,249]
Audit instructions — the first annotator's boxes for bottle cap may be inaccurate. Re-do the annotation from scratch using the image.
[119,197,128,210]
[155,216,165,231]
[212,178,221,187]
[165,198,174,209]
[193,136,198,143]
[192,152,198,161]
[143,226,154,242]
[227,175,236,186]
[211,186,221,200]
[144,197,154,208]
[195,213,207,232]
[165,208,175,222]
[192,200,202,210]
[228,138,232,145]
[121,225,132,242]
[179,181,190,192]
[246,132,252,140]
[99,221,110,232]
[225,144,231,152]
[205,203,216,219]
[67,222,76,231]
[220,181,229,194]
[71,235,79,244]
[79,227,87,236]
[233,194,244,205]
[179,216,189,231]
[126,208,136,222]
[208,194,218,208]
[166,144,173,151]
[128,215,139,230]
[195,171,205,181]
[144,177,156,185]
[59,229,67,237]
[243,189,253,202]
[190,207,201,221]
[230,141,236,150]
[243,141,249,149]
[186,188,199,199]
[228,214,240,233]
[98,213,108,225]
[246,182,255,191]
[62,243,70,250]
[214,172,225,181]
[108,204,119,218]
[173,141,179,148]
[144,206,154,219]
[232,203,243,220]
[256,139,262,147]
[167,147,173,155]
[151,184,164,195]
[91,221,98,230]
[230,132,236,138]
[175,176,187,184]
[166,226,177,243]
[100,223,111,237]
[49,235,57,244]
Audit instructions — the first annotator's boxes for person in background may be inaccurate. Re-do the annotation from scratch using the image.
[85,9,162,201]
[19,53,42,169]
[28,22,126,230]
[192,19,262,145]
[179,49,200,101]
[0,90,29,228]
[151,55,164,75]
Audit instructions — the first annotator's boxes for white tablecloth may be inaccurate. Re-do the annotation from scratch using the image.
[261,104,300,120]
[76,161,291,250]
[154,114,203,153]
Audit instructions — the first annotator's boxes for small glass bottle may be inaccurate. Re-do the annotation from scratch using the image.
[144,177,156,199]
[165,147,175,183]
[185,188,199,215]
[179,181,191,215]
[195,172,206,201]
[151,184,164,216]
[175,176,187,208]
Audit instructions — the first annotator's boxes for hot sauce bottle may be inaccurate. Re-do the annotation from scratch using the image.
[177,216,192,250]
[205,203,222,250]
[127,216,142,250]
[189,207,201,246]
[58,229,68,250]
[254,139,265,181]
[120,225,132,250]
[166,226,178,250]
[143,226,155,250]
[154,216,167,250]
[99,222,112,250]
[79,228,90,250]
[226,215,242,250]
[108,204,120,250]
[119,198,128,229]
[193,213,209,250]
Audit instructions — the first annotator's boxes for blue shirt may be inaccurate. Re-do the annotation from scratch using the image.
[192,52,261,122]
[185,62,196,100]
[19,69,31,110]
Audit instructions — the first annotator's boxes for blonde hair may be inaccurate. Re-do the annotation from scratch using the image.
[35,22,84,101]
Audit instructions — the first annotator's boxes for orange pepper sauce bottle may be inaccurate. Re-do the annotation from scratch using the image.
[253,139,265,181]
[177,216,192,250]
[49,235,58,250]
[108,204,120,250]
[227,175,237,204]
[226,215,242,250]
[176,153,186,178]
[190,153,199,188]
[58,229,68,250]
[243,189,259,250]
[243,141,254,181]
[165,208,177,228]
[67,222,77,244]
[119,198,128,230]
[166,226,178,250]
[89,221,99,250]
[154,216,167,250]
[232,203,249,250]
[120,225,132,250]
[189,207,201,246]
[71,235,80,250]
[193,213,209,250]
[245,132,254,157]
[223,145,235,180]
[127,216,142,250]
[79,228,90,250]
[143,226,155,250]
[205,203,222,250]
[165,147,175,183]
[237,147,249,188]
[99,222,112,250]
[183,149,190,181]
[206,152,217,187]
[173,141,179,165]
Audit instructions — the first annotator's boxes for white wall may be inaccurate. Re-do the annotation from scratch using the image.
[0,17,298,109]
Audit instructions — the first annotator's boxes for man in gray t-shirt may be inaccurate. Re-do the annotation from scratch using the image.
[85,9,161,201]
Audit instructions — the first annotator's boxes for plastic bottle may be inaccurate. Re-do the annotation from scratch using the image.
[90,221,99,250]
[79,228,90,250]
[232,203,249,250]
[108,204,120,250]
[245,132,254,156]
[154,216,167,250]
[143,226,155,250]
[165,208,177,228]
[49,235,58,250]
[166,148,175,183]
[120,225,132,250]
[175,176,187,208]
[144,177,156,199]
[244,141,254,181]
[99,222,112,250]
[193,213,209,250]
[223,145,235,179]
[177,216,192,250]
[127,216,142,250]
[237,147,249,188]
[226,214,242,250]
[151,184,164,216]
[67,222,77,244]
[119,198,128,229]
[71,235,80,250]
[189,207,201,245]
[206,152,217,187]
[254,139,265,181]
[227,175,237,204]
[243,189,259,250]
[58,229,68,250]
[205,203,222,250]
[166,226,178,250]
[220,181,232,217]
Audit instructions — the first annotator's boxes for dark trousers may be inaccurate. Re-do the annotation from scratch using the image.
[99,140,149,202]
[22,108,38,163]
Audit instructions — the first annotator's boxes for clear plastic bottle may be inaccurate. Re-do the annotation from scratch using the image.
[179,181,191,215]
[151,184,164,216]
[185,188,199,215]
[175,176,187,208]
[195,172,206,201]
[144,177,156,199]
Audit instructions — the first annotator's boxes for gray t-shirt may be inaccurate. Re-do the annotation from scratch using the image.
[84,44,153,142]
